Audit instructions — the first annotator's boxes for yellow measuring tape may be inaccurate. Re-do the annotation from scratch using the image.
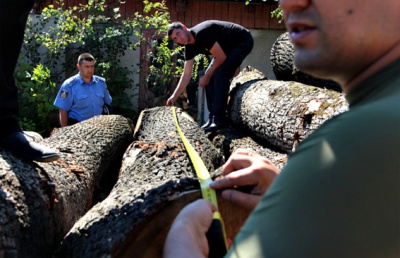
[172,107,228,256]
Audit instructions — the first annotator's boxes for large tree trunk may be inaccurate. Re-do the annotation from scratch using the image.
[54,107,251,257]
[0,115,133,257]
[228,78,348,153]
[271,32,341,92]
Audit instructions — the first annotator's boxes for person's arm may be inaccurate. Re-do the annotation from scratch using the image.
[163,200,215,258]
[210,148,281,210]
[198,41,226,87]
[104,84,112,105]
[166,59,194,106]
[59,109,69,127]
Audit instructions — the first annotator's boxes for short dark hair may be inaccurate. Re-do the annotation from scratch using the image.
[167,22,185,37]
[78,53,95,65]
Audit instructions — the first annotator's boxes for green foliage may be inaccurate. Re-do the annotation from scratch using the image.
[244,0,282,23]
[15,63,57,134]
[192,55,210,80]
[16,0,144,135]
[143,1,212,106]
[16,0,206,135]
[131,0,184,100]
[271,6,283,22]
[147,36,184,96]
[130,0,171,40]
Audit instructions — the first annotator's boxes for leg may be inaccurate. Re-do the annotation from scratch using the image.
[204,36,254,133]
[0,0,35,136]
[0,0,59,162]
[201,58,215,129]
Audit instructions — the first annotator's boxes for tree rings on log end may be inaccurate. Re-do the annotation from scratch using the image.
[112,190,251,258]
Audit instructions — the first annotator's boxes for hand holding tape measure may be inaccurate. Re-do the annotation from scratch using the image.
[172,107,228,257]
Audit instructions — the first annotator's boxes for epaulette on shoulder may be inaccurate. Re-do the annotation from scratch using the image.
[94,75,106,82]
[63,75,80,88]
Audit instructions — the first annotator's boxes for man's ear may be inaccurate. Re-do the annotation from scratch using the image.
[76,63,80,70]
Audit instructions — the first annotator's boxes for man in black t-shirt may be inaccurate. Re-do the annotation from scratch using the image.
[166,20,254,132]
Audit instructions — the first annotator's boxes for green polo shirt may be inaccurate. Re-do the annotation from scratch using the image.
[228,59,400,257]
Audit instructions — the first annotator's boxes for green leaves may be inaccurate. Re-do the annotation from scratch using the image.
[16,63,57,134]
[16,0,193,134]
[271,6,283,22]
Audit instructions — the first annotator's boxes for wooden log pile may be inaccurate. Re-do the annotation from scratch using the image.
[0,115,133,257]
[228,67,348,153]
[1,67,349,257]
[54,107,250,257]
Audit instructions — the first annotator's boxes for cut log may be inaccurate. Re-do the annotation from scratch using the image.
[54,107,251,257]
[228,79,348,153]
[271,32,342,92]
[210,127,288,170]
[270,32,295,82]
[230,65,266,92]
[0,115,133,257]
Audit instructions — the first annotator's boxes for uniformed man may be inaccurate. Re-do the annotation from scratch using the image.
[54,53,112,127]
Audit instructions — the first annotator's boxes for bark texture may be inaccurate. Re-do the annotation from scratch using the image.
[0,115,133,257]
[210,127,288,170]
[230,65,267,92]
[271,32,342,92]
[228,79,348,153]
[54,107,249,258]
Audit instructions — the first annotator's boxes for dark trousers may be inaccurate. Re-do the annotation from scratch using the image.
[68,117,79,126]
[0,0,35,137]
[205,34,254,122]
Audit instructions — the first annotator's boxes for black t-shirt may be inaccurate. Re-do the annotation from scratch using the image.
[185,20,251,60]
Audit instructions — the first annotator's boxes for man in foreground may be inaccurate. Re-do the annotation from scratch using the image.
[164,0,400,257]
[54,53,112,127]
[166,20,253,132]
[0,0,59,162]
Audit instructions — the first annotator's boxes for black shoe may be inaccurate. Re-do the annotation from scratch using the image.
[203,122,226,133]
[0,131,59,162]
[201,120,212,129]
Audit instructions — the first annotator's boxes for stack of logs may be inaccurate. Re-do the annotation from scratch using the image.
[0,60,348,257]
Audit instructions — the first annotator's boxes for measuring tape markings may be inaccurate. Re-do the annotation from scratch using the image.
[171,107,228,255]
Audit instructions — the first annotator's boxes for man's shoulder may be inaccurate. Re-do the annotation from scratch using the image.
[193,20,239,31]
[62,74,80,88]
[93,75,106,83]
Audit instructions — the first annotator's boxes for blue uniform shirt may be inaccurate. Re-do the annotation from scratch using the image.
[54,74,112,122]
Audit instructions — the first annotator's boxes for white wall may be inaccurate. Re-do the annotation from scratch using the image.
[242,28,286,79]
[118,35,141,112]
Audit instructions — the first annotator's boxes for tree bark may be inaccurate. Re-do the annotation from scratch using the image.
[228,79,348,153]
[271,32,341,92]
[0,115,133,257]
[54,107,250,258]
[210,127,288,170]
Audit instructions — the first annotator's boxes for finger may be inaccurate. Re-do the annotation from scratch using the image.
[204,199,217,213]
[221,189,260,210]
[178,199,215,227]
[210,167,259,189]
[221,153,254,175]
[234,148,260,157]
